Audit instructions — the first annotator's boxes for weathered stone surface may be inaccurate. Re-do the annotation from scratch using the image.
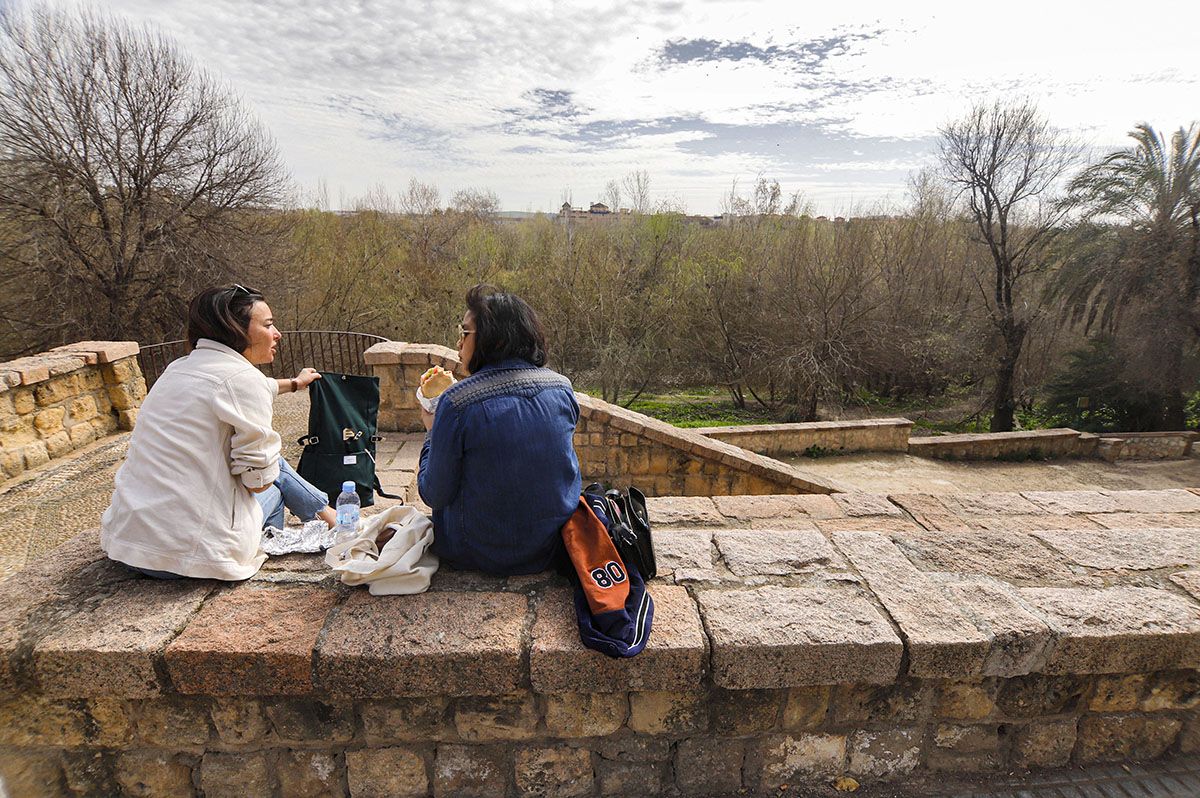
[34,581,212,697]
[279,750,341,798]
[347,747,427,798]
[939,577,1054,677]
[675,737,745,794]
[531,586,706,693]
[782,686,831,729]
[713,494,828,524]
[939,492,1042,516]
[114,751,195,797]
[627,691,708,735]
[133,696,212,746]
[1022,490,1120,514]
[1011,719,1076,768]
[833,532,988,678]
[1089,674,1147,712]
[848,727,921,778]
[433,744,508,798]
[752,733,847,789]
[995,674,1089,718]
[829,682,932,726]
[816,516,922,534]
[0,750,65,797]
[454,692,539,741]
[515,746,593,798]
[698,585,902,688]
[597,759,665,796]
[645,496,724,526]
[963,514,1103,532]
[166,584,338,695]
[934,681,996,720]
[200,752,271,798]
[832,492,903,517]
[714,528,842,576]
[651,529,714,576]
[1020,586,1200,673]
[1033,527,1200,570]
[0,694,89,747]
[62,750,119,796]
[317,590,527,697]
[266,699,356,742]
[361,697,453,743]
[210,698,269,745]
[1171,570,1200,602]
[709,688,782,735]
[544,692,627,737]
[1095,512,1200,529]
[1141,670,1200,711]
[1075,714,1183,763]
[928,724,1005,772]
[889,493,970,532]
[894,528,1074,582]
[1104,489,1200,514]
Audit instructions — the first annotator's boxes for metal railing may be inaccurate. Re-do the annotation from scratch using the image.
[138,331,390,388]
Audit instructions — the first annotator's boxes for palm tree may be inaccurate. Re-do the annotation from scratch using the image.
[1060,123,1200,429]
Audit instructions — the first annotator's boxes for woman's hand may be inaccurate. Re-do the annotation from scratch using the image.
[295,368,321,389]
[420,407,435,432]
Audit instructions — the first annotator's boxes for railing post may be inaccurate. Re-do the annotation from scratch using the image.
[364,342,461,432]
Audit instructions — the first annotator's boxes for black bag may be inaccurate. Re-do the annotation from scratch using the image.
[583,482,657,580]
[296,372,403,507]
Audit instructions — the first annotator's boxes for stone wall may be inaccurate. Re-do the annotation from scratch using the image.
[366,342,842,496]
[6,488,1200,795]
[0,342,144,480]
[907,429,1097,461]
[1097,432,1198,461]
[695,418,913,456]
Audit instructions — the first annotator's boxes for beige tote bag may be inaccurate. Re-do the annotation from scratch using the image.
[324,505,439,595]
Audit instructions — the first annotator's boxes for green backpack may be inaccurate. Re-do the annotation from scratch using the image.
[296,372,403,506]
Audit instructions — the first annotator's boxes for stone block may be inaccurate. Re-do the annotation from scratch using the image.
[133,696,212,746]
[0,693,91,746]
[832,492,903,517]
[627,691,708,735]
[114,751,195,797]
[1033,527,1199,570]
[751,733,847,790]
[361,696,453,743]
[593,735,671,762]
[34,581,212,697]
[44,430,73,458]
[597,759,665,795]
[1020,586,1200,673]
[433,744,508,798]
[544,692,627,737]
[118,408,138,430]
[0,750,65,797]
[935,681,996,720]
[62,750,119,796]
[1141,670,1200,711]
[454,692,539,741]
[816,516,922,533]
[848,727,922,779]
[698,585,902,688]
[782,686,830,729]
[515,746,593,798]
[107,383,138,411]
[68,420,97,448]
[347,747,427,798]
[317,590,526,697]
[1105,489,1200,514]
[54,341,139,364]
[675,737,745,794]
[995,674,1089,718]
[714,528,842,576]
[1075,714,1182,763]
[708,687,782,735]
[889,493,971,532]
[1089,674,1147,711]
[1022,490,1120,514]
[829,681,932,726]
[651,529,714,576]
[531,586,706,693]
[833,532,989,678]
[34,374,79,406]
[279,750,342,798]
[927,724,1006,772]
[1012,719,1077,769]
[713,494,824,524]
[266,699,356,742]
[165,583,339,695]
[1100,512,1200,529]
[200,751,271,798]
[23,440,50,469]
[938,492,1042,516]
[893,528,1075,582]
[2,449,23,478]
[34,406,65,435]
[13,358,50,385]
[86,697,134,746]
[67,394,98,422]
[12,387,35,414]
[210,698,269,745]
[648,494,720,525]
[939,577,1054,677]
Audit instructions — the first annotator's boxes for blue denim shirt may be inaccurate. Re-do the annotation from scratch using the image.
[418,359,581,575]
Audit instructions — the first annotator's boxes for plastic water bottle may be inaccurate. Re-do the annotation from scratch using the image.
[335,481,361,543]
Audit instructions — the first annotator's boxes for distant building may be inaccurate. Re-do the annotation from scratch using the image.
[557,201,629,221]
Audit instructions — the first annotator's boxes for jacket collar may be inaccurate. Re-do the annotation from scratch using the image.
[195,338,251,364]
[475,358,536,374]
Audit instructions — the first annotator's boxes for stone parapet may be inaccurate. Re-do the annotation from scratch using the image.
[6,487,1200,793]
[696,418,913,456]
[365,342,460,432]
[908,428,1092,460]
[0,341,143,480]
[1097,431,1199,461]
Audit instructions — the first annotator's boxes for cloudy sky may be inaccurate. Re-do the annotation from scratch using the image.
[23,0,1200,214]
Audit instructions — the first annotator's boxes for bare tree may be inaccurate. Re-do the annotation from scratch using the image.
[621,170,651,215]
[937,98,1076,430]
[0,7,290,354]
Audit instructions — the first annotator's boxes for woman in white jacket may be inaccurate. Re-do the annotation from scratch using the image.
[101,284,335,580]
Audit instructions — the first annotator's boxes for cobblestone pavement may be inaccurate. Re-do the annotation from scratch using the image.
[938,756,1200,797]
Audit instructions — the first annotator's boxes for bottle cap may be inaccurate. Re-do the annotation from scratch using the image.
[342,481,356,493]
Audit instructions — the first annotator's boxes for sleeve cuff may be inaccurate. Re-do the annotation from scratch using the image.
[240,459,281,489]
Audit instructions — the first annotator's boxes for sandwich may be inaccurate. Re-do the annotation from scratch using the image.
[419,366,455,399]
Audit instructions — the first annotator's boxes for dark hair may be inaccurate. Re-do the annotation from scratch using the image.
[186,284,265,352]
[464,284,547,373]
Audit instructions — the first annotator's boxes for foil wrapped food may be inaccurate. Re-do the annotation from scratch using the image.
[261,519,338,555]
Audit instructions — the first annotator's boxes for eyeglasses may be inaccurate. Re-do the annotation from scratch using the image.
[457,325,475,339]
[230,283,253,295]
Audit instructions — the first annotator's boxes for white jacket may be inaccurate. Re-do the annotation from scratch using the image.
[101,339,281,580]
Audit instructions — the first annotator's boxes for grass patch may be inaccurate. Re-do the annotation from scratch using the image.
[623,392,777,428]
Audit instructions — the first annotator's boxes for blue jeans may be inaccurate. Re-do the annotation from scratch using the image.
[133,460,329,579]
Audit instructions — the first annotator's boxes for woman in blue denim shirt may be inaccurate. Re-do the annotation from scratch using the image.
[418,285,581,575]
